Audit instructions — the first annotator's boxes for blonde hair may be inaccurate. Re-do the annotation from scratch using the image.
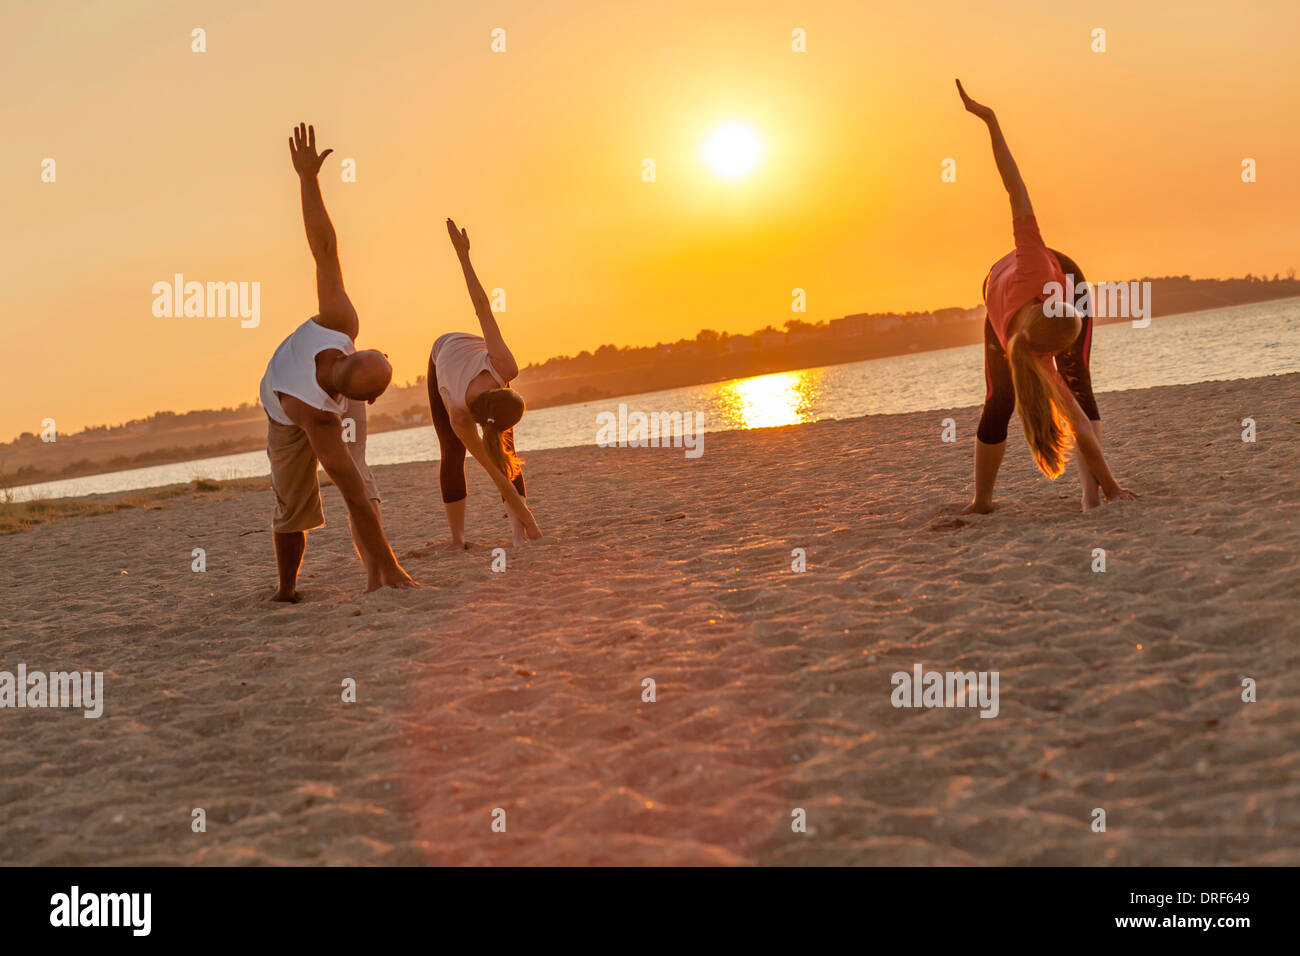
[470,389,525,482]
[479,421,523,482]
[1008,302,1081,479]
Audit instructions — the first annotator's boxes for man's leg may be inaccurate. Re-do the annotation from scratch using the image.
[273,531,306,602]
[267,416,326,601]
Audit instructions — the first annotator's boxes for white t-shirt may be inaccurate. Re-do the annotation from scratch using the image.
[431,332,505,414]
[260,318,354,425]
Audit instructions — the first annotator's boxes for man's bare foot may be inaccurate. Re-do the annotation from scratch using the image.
[270,588,301,603]
[959,500,994,515]
[365,565,418,593]
[365,579,417,593]
[442,539,476,551]
[1082,496,1102,513]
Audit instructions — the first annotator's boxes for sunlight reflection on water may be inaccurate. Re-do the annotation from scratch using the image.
[714,370,824,430]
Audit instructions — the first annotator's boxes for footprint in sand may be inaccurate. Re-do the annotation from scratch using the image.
[928,516,969,532]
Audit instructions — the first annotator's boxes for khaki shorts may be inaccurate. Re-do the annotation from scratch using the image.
[267,398,380,533]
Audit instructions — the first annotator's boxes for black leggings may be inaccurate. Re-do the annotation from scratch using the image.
[427,356,526,503]
[976,249,1100,445]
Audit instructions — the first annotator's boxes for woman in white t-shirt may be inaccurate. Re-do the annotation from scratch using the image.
[427,219,542,547]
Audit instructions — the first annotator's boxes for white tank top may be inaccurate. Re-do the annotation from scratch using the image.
[260,318,355,425]
[431,332,505,414]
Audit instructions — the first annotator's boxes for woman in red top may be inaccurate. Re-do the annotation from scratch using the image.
[956,80,1138,513]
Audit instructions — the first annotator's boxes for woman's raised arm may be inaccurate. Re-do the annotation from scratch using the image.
[446,219,520,381]
[957,80,1033,219]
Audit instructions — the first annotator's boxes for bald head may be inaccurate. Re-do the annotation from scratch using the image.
[337,349,393,403]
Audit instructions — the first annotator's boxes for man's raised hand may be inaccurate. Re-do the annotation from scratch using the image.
[446,218,471,257]
[289,123,334,178]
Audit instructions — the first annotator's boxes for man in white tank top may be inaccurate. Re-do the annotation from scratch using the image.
[261,124,416,600]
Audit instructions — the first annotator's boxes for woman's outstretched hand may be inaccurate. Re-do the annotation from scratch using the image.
[446,218,471,257]
[956,79,995,122]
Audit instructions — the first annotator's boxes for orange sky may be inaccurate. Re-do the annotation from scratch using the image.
[3,0,1298,440]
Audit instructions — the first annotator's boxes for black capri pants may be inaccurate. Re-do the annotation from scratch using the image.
[426,356,526,503]
[976,249,1100,445]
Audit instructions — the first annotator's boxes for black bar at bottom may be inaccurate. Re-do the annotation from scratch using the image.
[0,866,1280,943]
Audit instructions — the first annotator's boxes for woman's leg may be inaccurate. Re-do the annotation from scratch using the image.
[964,314,1014,513]
[1050,251,1103,510]
[427,356,471,546]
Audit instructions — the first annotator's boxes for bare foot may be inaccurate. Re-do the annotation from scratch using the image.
[441,539,477,551]
[365,566,418,592]
[959,501,994,516]
[1081,496,1102,513]
[270,588,301,603]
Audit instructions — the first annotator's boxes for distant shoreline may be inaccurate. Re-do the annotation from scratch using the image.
[4,291,1298,490]
[7,369,1298,518]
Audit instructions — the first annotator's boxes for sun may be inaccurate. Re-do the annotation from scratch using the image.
[703,123,761,179]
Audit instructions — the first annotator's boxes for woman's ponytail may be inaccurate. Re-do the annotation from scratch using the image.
[479,421,523,483]
[1008,332,1073,479]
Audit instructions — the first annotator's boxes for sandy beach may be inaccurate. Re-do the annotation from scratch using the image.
[2,373,1297,866]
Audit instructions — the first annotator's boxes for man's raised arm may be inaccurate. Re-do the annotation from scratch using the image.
[289,123,358,339]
